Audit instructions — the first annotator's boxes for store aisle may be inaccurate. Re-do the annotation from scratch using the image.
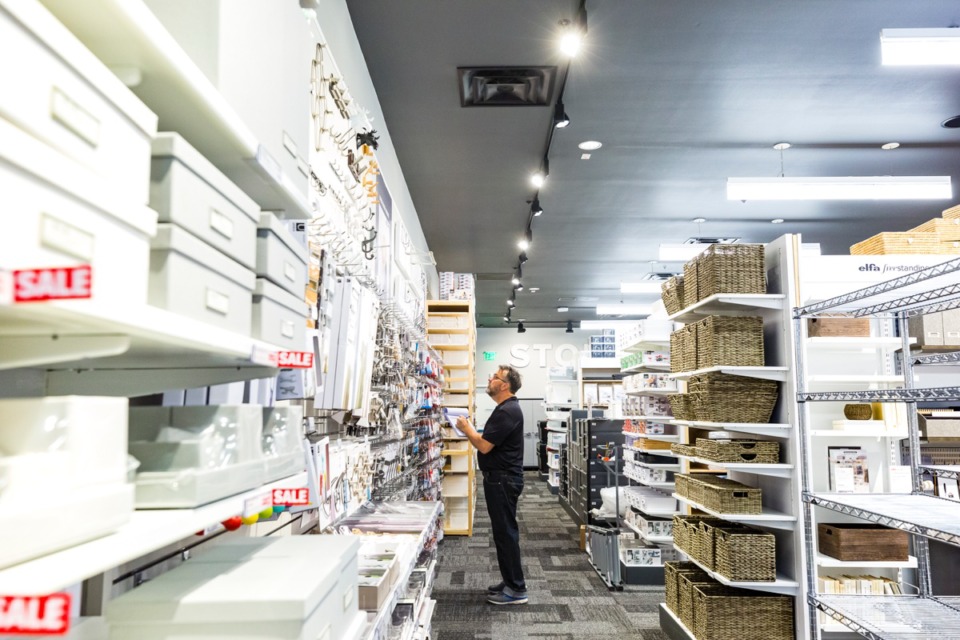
[431,472,668,640]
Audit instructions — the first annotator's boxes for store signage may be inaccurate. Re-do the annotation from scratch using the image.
[12,266,92,303]
[275,351,314,369]
[509,343,579,369]
[483,351,496,361]
[272,487,310,506]
[0,593,71,635]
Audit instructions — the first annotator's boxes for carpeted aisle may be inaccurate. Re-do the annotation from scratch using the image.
[431,471,668,640]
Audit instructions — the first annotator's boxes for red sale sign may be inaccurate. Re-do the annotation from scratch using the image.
[0,594,71,635]
[13,266,92,303]
[272,487,310,506]
[276,351,314,369]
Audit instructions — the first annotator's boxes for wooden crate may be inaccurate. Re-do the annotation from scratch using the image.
[807,317,870,337]
[942,204,960,219]
[850,231,948,255]
[910,217,960,242]
[817,523,909,561]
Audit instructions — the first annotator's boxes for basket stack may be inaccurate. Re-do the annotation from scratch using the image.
[696,438,780,464]
[675,474,762,514]
[669,324,698,373]
[672,516,776,581]
[662,275,685,316]
[692,585,794,640]
[664,561,709,616]
[681,244,767,309]
[688,372,779,423]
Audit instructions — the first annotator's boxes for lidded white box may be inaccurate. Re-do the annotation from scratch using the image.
[261,405,305,481]
[252,278,308,349]
[257,212,308,297]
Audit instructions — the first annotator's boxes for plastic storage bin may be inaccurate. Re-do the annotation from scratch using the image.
[261,405,306,482]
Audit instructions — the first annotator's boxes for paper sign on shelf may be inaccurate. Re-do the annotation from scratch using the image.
[242,491,272,517]
[9,266,92,303]
[272,487,310,506]
[0,593,71,635]
[276,351,314,369]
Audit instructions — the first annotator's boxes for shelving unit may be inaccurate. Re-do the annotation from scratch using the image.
[669,365,789,382]
[671,454,795,478]
[673,494,798,529]
[671,420,792,438]
[667,293,785,323]
[625,388,678,397]
[682,554,800,596]
[794,256,960,639]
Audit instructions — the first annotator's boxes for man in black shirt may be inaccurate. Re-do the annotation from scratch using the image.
[456,364,527,605]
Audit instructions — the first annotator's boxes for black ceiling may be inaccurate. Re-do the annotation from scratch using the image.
[346,0,960,327]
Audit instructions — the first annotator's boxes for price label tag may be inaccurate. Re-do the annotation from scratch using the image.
[243,491,272,517]
[12,266,92,303]
[272,487,310,506]
[277,351,314,369]
[0,593,71,635]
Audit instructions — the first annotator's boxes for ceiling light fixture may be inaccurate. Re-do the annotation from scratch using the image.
[518,252,529,264]
[692,217,707,224]
[579,140,602,151]
[773,142,791,151]
[581,153,591,160]
[557,306,569,313]
[507,297,515,307]
[943,115,960,129]
[530,157,549,188]
[566,320,574,333]
[504,311,511,322]
[529,287,540,293]
[517,239,530,251]
[658,243,712,262]
[553,99,570,129]
[512,264,522,286]
[517,322,526,334]
[771,218,785,224]
[580,320,635,330]
[881,28,960,66]
[595,304,652,316]
[511,275,521,286]
[531,197,544,217]
[882,142,900,150]
[620,281,664,294]
[559,7,587,59]
[517,226,533,251]
[515,282,524,292]
[727,176,952,201]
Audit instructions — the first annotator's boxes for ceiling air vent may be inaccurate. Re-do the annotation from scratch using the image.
[685,237,740,245]
[458,66,557,107]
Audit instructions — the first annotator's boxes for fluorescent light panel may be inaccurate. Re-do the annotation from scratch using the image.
[595,304,652,316]
[620,281,664,294]
[727,176,952,201]
[658,243,711,262]
[580,320,635,330]
[881,28,960,66]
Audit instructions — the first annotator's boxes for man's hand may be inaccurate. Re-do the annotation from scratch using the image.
[456,415,494,454]
[456,416,474,434]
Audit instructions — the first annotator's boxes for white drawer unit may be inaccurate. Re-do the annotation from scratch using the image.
[150,133,260,269]
[252,278,308,350]
[257,212,307,298]
[0,117,157,305]
[0,0,157,204]
[149,223,255,336]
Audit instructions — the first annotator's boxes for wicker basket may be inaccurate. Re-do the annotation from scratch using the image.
[670,324,698,373]
[668,393,693,421]
[696,438,780,464]
[843,403,874,420]
[692,585,795,640]
[673,515,706,555]
[664,561,708,615]
[682,256,700,309]
[688,373,779,423]
[693,315,765,369]
[678,571,718,631]
[671,443,698,458]
[850,232,946,255]
[662,275,685,316]
[944,204,960,220]
[696,475,763,514]
[692,520,752,569]
[713,527,777,581]
[696,244,766,300]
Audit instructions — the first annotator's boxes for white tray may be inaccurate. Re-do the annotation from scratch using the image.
[134,458,265,508]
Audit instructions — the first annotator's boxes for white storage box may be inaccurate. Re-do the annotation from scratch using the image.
[0,117,156,305]
[150,133,259,268]
[128,405,265,508]
[441,351,471,366]
[257,212,307,297]
[253,278,308,349]
[149,223,255,335]
[636,514,673,538]
[445,378,470,392]
[636,490,677,513]
[0,0,156,204]
[547,431,567,448]
[427,315,470,330]
[427,332,470,346]
[262,405,305,482]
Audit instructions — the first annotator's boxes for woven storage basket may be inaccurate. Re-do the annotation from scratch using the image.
[844,403,874,420]
[696,438,780,464]
[692,520,751,569]
[668,393,693,421]
[682,256,700,309]
[694,315,765,369]
[696,244,766,300]
[698,476,763,514]
[664,561,707,615]
[944,204,960,220]
[662,275,685,316]
[669,330,686,373]
[910,217,960,242]
[688,373,779,423]
[850,232,945,255]
[692,585,794,640]
[674,477,691,503]
[673,516,706,555]
[678,572,718,631]
[713,527,777,581]
[671,443,698,458]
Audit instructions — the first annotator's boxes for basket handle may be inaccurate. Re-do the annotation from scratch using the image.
[733,491,749,498]
[739,453,758,462]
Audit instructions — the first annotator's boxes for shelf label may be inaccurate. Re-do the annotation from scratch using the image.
[272,487,310,506]
[243,491,272,517]
[276,351,314,369]
[0,593,71,635]
[12,266,92,303]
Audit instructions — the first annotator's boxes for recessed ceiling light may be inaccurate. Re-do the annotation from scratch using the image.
[579,140,602,151]
[529,287,540,293]
[771,218,785,224]
[581,153,591,160]
[773,142,791,150]
[692,217,707,224]
[557,306,569,313]
[881,142,900,150]
[942,115,960,129]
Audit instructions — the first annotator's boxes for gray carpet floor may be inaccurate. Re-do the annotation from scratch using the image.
[431,472,669,640]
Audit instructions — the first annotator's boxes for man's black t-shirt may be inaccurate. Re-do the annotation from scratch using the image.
[478,396,524,474]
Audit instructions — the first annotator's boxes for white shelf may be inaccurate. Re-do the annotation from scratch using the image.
[682,551,799,595]
[673,494,797,530]
[810,426,908,439]
[807,493,960,547]
[621,362,672,373]
[673,454,794,478]
[623,431,681,442]
[806,337,907,350]
[806,374,904,385]
[622,338,671,354]
[645,448,682,458]
[38,0,310,219]
[0,472,308,594]
[623,453,681,471]
[623,520,673,544]
[629,504,680,518]
[621,415,675,423]
[625,388,679,397]
[0,300,285,394]
[814,595,960,638]
[669,366,789,382]
[817,553,918,569]
[624,471,676,491]
[667,293,786,323]
[672,420,791,438]
[659,603,695,640]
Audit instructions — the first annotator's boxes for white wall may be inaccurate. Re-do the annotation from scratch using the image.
[474,327,590,426]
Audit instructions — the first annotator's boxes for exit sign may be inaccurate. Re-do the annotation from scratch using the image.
[483,351,496,361]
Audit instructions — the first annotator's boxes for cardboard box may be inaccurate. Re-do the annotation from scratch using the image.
[818,523,908,561]
[807,318,871,337]
[918,413,960,441]
[579,525,587,551]
[909,313,944,347]
[943,309,960,346]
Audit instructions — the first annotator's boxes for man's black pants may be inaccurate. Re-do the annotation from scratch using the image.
[483,470,526,593]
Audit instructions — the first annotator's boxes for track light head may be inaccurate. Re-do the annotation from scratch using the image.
[507,298,515,307]
[566,320,574,333]
[517,322,526,334]
[511,275,520,286]
[518,251,529,264]
[553,100,570,129]
[515,282,524,292]
[531,197,543,217]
